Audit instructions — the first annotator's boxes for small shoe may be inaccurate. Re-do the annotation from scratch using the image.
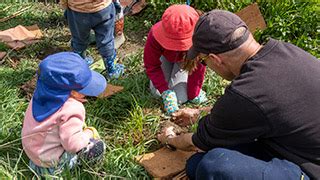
[75,51,94,66]
[190,89,208,104]
[77,139,105,164]
[108,63,125,79]
[84,56,94,66]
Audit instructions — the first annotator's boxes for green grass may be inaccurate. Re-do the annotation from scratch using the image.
[0,1,319,179]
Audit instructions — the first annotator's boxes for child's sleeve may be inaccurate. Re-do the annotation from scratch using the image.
[58,100,94,153]
[144,29,169,94]
[59,116,93,153]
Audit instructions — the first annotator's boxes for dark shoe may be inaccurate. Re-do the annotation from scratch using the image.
[77,139,105,164]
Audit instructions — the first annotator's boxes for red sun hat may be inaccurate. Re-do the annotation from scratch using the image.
[153,4,199,51]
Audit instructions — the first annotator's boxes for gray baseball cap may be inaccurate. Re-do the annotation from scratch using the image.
[186,10,250,60]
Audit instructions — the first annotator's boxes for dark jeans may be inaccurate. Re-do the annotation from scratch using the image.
[66,4,115,59]
[186,143,309,180]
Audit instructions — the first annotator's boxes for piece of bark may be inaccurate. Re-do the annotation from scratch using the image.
[98,84,124,98]
[0,52,6,60]
[25,25,43,39]
[235,3,266,33]
[135,148,195,179]
[0,24,43,50]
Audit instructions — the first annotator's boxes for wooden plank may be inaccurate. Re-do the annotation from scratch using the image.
[98,84,124,98]
[135,148,195,179]
[235,3,266,33]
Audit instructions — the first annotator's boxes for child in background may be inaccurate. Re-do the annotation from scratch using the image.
[144,4,207,115]
[60,0,124,79]
[22,52,107,176]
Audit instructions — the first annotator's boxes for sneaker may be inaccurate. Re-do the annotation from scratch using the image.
[75,51,94,66]
[108,63,125,79]
[77,139,105,164]
[84,56,94,66]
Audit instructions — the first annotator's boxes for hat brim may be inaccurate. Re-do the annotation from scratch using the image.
[186,46,200,60]
[78,71,107,97]
[153,22,193,51]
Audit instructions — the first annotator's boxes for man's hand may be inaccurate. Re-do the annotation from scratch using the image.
[157,126,176,144]
[172,108,200,127]
[158,129,197,152]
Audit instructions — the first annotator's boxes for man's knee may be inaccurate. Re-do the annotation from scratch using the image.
[186,153,206,180]
[196,148,245,179]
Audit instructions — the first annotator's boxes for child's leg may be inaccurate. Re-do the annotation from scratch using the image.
[66,8,92,63]
[29,152,78,177]
[149,56,188,104]
[92,3,115,59]
[92,3,124,78]
[170,63,188,104]
[150,56,174,97]
[29,160,55,176]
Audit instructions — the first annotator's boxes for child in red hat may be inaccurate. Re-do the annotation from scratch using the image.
[144,4,207,115]
[22,52,106,176]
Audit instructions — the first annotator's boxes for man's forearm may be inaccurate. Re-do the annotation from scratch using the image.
[167,133,198,151]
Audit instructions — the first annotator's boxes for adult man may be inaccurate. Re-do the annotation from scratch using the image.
[157,10,320,179]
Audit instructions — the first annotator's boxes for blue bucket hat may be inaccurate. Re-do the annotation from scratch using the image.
[32,52,107,122]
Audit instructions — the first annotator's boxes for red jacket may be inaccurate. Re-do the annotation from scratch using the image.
[144,25,206,100]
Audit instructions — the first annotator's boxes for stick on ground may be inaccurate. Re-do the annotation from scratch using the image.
[0,6,31,23]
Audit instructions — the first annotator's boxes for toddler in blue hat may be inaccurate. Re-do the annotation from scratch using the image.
[21,52,107,176]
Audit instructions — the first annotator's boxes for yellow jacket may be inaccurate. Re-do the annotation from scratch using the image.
[60,0,112,13]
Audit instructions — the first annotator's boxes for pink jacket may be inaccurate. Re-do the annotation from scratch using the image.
[22,98,93,167]
[144,25,206,100]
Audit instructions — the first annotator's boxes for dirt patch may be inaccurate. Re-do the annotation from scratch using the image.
[37,45,71,60]
[159,120,189,135]
[117,35,144,61]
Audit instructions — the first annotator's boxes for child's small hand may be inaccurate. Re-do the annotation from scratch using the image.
[161,90,179,115]
[60,0,68,9]
[84,126,100,139]
[113,0,122,14]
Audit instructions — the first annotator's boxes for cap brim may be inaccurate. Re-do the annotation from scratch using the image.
[78,71,107,97]
[186,46,200,60]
